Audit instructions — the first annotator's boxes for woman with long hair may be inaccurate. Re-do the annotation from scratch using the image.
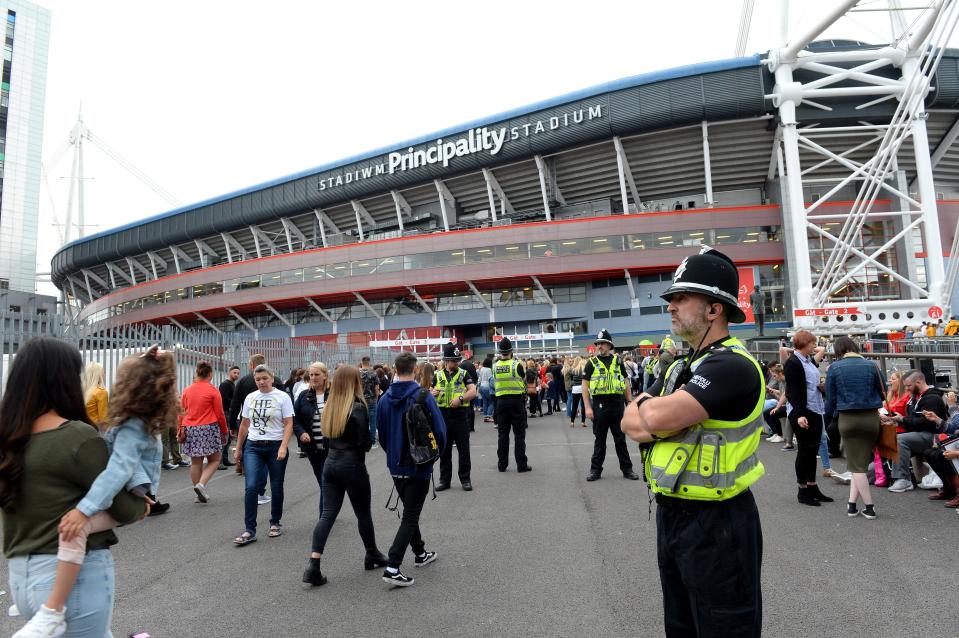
[877,369,909,487]
[568,357,587,427]
[180,360,228,503]
[294,362,331,508]
[82,361,109,427]
[302,366,386,586]
[1,340,156,638]
[415,361,435,390]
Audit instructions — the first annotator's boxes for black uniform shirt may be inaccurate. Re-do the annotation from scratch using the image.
[647,338,761,422]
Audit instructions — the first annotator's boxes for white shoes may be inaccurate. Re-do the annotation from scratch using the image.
[823,469,852,485]
[888,479,914,493]
[12,604,65,637]
[257,494,272,505]
[194,483,209,503]
[766,434,784,443]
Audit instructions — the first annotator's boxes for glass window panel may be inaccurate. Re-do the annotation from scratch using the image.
[627,234,650,251]
[376,256,403,273]
[304,266,326,281]
[261,272,282,287]
[495,243,529,260]
[682,230,705,247]
[585,236,621,254]
[350,260,375,276]
[653,233,676,249]
[530,241,557,258]
[329,262,349,277]
[281,269,304,284]
[559,238,586,256]
[236,277,260,290]
[466,247,496,263]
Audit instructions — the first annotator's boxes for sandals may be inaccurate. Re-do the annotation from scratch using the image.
[269,524,283,538]
[234,531,256,546]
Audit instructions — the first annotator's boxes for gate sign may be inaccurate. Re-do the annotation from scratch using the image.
[929,306,944,319]
[794,306,863,317]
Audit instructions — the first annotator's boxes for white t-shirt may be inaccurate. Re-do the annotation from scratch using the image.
[241,389,294,441]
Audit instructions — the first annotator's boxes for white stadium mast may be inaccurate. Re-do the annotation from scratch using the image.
[767,0,959,332]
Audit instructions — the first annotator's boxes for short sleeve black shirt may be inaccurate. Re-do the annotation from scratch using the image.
[649,339,762,423]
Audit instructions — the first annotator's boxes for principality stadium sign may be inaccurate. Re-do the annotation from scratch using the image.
[317,104,605,192]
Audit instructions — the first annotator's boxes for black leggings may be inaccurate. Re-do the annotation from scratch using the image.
[763,407,783,436]
[311,452,377,554]
[570,393,586,423]
[790,411,824,485]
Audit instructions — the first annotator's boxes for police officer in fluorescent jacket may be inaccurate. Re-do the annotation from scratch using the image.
[622,246,765,638]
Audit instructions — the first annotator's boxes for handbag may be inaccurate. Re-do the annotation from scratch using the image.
[877,421,899,461]
[176,425,187,443]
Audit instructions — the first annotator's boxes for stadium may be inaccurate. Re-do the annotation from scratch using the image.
[50,41,959,356]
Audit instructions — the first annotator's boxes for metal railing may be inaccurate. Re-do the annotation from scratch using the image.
[0,309,398,395]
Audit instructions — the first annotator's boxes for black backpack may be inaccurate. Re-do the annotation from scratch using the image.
[404,389,439,466]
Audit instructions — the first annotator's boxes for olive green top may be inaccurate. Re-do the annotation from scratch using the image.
[2,420,145,559]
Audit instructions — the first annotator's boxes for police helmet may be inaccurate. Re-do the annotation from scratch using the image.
[442,342,462,361]
[594,329,614,347]
[660,246,746,323]
[496,336,513,353]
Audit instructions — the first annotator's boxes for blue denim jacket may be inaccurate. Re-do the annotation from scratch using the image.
[824,355,886,417]
[76,417,162,517]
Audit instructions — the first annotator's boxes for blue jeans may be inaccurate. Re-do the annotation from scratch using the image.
[819,428,831,470]
[9,550,115,637]
[243,440,288,534]
[368,404,377,443]
[480,385,494,417]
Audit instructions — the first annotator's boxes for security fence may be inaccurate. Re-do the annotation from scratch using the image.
[0,310,397,395]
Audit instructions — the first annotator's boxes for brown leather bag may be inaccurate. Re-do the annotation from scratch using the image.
[877,421,899,461]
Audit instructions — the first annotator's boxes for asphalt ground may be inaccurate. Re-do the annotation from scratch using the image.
[2,409,957,638]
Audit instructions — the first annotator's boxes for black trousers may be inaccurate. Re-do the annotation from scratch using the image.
[528,392,542,416]
[387,476,430,568]
[755,312,765,336]
[570,393,586,424]
[657,490,763,638]
[495,395,528,469]
[790,410,824,484]
[762,407,783,436]
[589,397,633,474]
[924,447,958,491]
[304,446,328,514]
[311,452,376,554]
[439,407,471,485]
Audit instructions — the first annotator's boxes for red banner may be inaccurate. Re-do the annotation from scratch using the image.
[737,268,756,324]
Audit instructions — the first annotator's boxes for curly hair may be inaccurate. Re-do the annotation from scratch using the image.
[108,350,180,435]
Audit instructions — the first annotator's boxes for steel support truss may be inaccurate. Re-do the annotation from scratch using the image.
[767,0,959,331]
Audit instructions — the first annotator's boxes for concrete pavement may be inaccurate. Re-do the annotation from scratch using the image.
[2,410,956,637]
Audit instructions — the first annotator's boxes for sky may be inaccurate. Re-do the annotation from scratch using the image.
[32,0,947,295]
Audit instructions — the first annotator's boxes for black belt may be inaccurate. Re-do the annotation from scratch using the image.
[247,439,280,446]
[655,489,752,509]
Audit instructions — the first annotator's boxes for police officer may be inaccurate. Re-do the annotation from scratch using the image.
[493,337,532,473]
[581,330,638,481]
[433,342,477,492]
[622,246,765,637]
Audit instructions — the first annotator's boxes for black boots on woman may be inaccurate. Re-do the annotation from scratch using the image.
[302,558,326,586]
[364,549,388,571]
[798,484,834,506]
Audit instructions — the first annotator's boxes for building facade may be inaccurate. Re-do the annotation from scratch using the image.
[51,47,959,354]
[0,0,48,293]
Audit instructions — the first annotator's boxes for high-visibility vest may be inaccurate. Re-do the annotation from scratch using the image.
[644,336,765,501]
[588,355,627,396]
[644,357,656,375]
[493,359,524,396]
[435,368,470,408]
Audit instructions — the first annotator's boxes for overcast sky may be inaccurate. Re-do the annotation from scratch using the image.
[33,0,949,294]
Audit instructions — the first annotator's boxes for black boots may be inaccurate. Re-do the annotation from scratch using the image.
[797,486,821,506]
[302,557,326,586]
[808,483,834,502]
[364,549,388,571]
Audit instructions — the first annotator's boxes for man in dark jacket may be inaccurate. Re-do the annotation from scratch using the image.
[885,369,947,492]
[376,351,448,587]
[218,366,241,468]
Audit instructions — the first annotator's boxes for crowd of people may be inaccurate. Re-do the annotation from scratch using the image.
[3,310,958,636]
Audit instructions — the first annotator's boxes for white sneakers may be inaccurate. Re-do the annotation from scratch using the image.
[12,605,65,638]
[766,434,784,443]
[257,494,272,505]
[194,483,209,503]
[888,479,914,493]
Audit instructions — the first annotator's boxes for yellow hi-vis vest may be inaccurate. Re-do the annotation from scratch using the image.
[493,359,524,396]
[644,336,765,501]
[435,368,470,408]
[588,355,627,396]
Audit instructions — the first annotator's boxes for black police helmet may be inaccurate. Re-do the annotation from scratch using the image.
[442,342,461,361]
[660,246,746,323]
[496,336,513,353]
[594,329,614,347]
